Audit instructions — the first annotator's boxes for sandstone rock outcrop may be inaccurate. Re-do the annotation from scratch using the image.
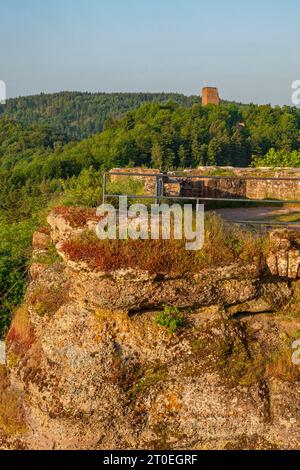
[2,211,300,450]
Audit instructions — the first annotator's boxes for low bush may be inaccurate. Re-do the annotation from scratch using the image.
[61,213,265,275]
[6,306,36,358]
[52,206,100,227]
[28,282,69,317]
[0,365,26,437]
[155,306,186,335]
[106,177,145,197]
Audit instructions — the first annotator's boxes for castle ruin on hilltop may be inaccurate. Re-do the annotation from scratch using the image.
[202,87,220,106]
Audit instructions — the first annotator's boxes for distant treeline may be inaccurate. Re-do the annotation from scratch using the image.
[0,92,199,140]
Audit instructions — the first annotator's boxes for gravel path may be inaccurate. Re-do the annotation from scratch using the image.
[214,206,300,226]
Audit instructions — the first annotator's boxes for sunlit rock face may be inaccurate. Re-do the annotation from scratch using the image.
[2,211,300,450]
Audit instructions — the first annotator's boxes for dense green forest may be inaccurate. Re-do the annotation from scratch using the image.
[0,93,300,336]
[0,92,199,140]
[67,100,300,169]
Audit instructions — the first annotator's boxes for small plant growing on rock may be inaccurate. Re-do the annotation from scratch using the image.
[6,306,36,359]
[52,206,100,228]
[29,282,69,317]
[155,306,186,335]
[33,243,62,266]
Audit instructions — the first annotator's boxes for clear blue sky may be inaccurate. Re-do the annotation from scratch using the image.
[1,0,300,104]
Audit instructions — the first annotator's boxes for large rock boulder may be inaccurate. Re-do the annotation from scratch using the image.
[3,212,300,450]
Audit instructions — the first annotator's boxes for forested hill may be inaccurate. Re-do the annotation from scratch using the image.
[26,100,298,172]
[0,92,199,140]
[0,96,300,335]
[1,100,300,189]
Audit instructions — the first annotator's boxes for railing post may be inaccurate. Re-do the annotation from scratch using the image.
[102,173,107,205]
[159,176,163,202]
[155,175,161,206]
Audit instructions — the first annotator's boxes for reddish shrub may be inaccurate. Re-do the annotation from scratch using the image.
[52,206,100,228]
[62,235,195,275]
[6,306,36,357]
[60,213,265,275]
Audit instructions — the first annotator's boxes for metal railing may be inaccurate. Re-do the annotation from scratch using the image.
[102,171,300,227]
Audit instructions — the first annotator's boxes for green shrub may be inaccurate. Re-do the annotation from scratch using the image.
[252,148,300,168]
[106,176,147,207]
[155,306,186,335]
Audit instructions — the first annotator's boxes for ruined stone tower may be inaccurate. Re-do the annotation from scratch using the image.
[202,87,220,106]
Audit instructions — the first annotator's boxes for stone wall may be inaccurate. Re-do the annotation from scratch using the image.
[110,168,161,196]
[245,179,300,201]
[180,177,300,201]
[109,167,300,202]
[180,177,246,199]
[190,167,300,178]
[180,168,300,201]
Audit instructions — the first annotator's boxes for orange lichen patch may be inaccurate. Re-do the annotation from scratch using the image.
[95,309,130,333]
[52,206,100,228]
[6,306,36,358]
[165,391,182,413]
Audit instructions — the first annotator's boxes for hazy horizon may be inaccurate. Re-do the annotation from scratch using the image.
[1,0,300,106]
[2,88,285,108]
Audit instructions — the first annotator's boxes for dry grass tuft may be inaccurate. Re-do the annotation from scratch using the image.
[0,365,26,436]
[61,213,265,275]
[6,306,36,358]
[28,282,69,317]
[265,346,300,382]
[52,206,100,228]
